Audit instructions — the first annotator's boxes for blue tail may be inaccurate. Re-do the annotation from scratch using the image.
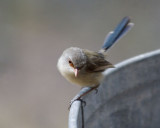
[102,16,134,51]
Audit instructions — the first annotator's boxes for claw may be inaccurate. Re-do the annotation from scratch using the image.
[68,86,99,110]
[68,98,86,110]
[94,88,98,94]
[78,99,86,107]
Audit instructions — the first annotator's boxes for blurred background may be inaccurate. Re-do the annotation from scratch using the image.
[0,0,160,128]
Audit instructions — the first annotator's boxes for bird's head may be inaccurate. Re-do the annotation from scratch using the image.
[57,47,86,77]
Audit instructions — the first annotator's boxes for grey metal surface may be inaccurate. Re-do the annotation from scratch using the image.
[68,49,160,128]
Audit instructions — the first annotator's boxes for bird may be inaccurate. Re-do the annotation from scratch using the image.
[57,16,134,107]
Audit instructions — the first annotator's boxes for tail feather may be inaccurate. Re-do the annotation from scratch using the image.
[101,16,134,52]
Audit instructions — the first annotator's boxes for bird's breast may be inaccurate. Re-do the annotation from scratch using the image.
[63,70,103,87]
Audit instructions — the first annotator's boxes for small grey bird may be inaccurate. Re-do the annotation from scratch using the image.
[57,17,134,105]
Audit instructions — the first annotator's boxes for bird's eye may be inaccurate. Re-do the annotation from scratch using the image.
[68,60,74,68]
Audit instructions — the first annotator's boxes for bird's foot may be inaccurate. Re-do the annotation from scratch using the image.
[94,88,98,94]
[68,86,99,110]
[68,98,86,110]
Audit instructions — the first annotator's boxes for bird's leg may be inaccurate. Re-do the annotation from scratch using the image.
[69,85,99,110]
[79,85,99,97]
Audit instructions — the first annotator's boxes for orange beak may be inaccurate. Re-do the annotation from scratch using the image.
[74,69,78,77]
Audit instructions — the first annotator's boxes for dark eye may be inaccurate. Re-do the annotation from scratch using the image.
[68,60,74,68]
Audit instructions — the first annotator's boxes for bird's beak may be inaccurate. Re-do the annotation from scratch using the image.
[74,68,78,77]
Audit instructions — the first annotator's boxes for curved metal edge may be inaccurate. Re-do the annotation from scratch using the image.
[68,87,92,128]
[68,49,160,128]
[68,100,81,128]
[104,49,160,76]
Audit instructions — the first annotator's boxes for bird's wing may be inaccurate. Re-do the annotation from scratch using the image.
[83,49,114,72]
